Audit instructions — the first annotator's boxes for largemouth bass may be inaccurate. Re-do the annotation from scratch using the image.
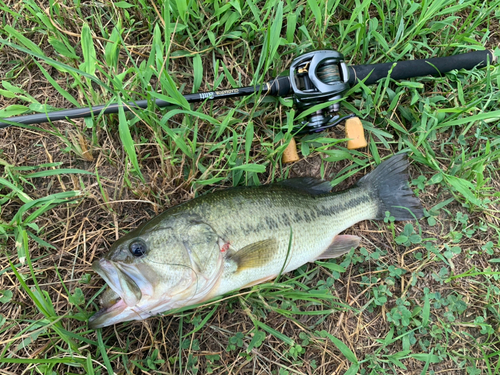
[89,154,422,328]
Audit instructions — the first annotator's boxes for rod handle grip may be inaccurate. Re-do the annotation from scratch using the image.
[348,50,496,86]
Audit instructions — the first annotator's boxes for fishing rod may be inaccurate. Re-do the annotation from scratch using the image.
[1,49,496,149]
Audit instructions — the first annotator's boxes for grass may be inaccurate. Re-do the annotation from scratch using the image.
[0,0,499,373]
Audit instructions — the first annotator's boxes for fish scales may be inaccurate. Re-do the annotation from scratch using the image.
[88,154,423,328]
[191,185,380,296]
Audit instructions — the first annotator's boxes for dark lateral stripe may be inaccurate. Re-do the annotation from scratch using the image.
[311,190,374,218]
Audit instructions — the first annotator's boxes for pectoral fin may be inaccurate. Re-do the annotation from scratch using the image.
[227,239,278,273]
[316,234,361,259]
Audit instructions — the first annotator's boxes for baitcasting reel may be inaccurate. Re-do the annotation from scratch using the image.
[288,50,354,133]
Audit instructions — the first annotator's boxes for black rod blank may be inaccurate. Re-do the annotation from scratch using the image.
[0,85,259,128]
[0,76,292,128]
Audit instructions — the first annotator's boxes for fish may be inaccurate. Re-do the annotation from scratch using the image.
[88,153,423,328]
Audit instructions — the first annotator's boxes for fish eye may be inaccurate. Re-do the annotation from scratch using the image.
[129,240,147,257]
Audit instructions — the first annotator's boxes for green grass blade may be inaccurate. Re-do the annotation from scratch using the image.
[117,97,144,182]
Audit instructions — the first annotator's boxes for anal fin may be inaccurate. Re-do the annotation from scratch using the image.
[227,239,278,273]
[316,234,360,260]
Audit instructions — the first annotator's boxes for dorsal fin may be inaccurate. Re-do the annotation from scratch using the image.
[276,178,332,195]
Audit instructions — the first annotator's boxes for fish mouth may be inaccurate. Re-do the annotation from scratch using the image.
[88,259,150,329]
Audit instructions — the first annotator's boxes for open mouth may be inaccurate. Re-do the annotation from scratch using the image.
[88,259,143,329]
[99,287,122,309]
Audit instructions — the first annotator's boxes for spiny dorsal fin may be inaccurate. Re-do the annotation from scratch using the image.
[227,239,278,273]
[316,234,361,260]
[277,178,332,195]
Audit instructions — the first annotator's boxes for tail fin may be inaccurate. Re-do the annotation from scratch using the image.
[357,154,423,220]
